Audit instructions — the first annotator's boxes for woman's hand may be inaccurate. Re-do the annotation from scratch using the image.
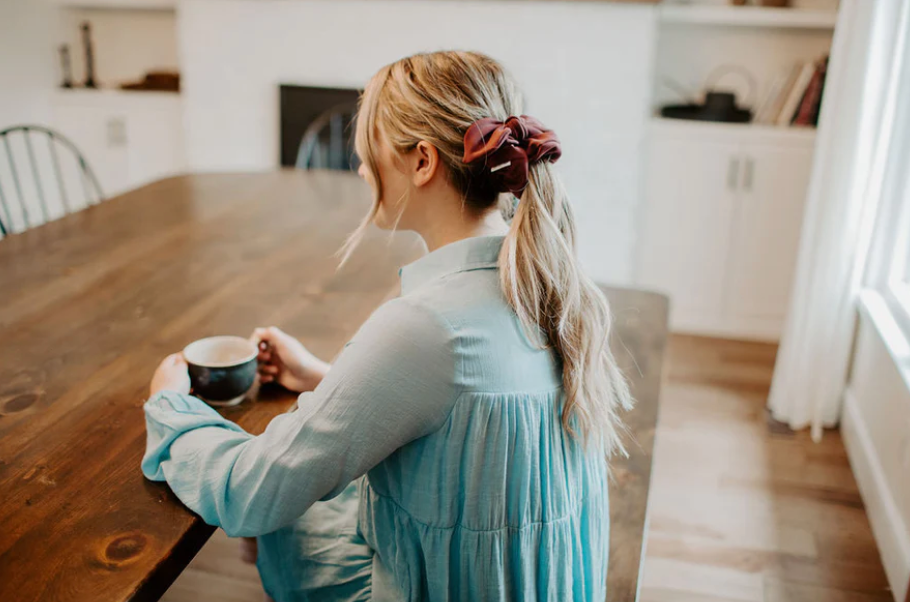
[250,327,329,393]
[239,537,258,565]
[149,353,191,397]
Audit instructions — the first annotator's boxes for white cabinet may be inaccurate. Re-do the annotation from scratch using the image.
[727,144,814,322]
[123,102,186,188]
[50,90,185,198]
[636,118,816,340]
[638,137,736,318]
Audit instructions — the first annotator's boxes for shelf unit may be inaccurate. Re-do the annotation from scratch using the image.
[639,2,836,339]
[53,88,181,105]
[650,115,818,142]
[659,5,838,29]
[50,0,183,198]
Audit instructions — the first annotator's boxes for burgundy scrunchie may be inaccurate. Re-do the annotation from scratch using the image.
[462,115,562,195]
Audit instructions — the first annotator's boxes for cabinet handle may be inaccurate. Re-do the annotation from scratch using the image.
[743,157,754,192]
[727,157,740,191]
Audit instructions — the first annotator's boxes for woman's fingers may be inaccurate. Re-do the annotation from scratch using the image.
[160,353,188,369]
[239,537,258,565]
[259,365,280,376]
[251,326,283,344]
[250,328,271,350]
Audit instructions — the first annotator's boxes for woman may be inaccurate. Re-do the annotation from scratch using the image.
[143,51,631,602]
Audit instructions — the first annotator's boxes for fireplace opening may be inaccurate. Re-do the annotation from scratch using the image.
[279,84,360,171]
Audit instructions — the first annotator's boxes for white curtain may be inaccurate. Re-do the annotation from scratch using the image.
[768,0,910,440]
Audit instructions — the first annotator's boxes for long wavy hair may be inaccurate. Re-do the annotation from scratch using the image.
[342,51,632,455]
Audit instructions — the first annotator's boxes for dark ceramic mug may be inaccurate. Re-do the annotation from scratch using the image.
[183,336,258,406]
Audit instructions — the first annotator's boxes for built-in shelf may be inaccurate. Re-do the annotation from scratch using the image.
[650,115,818,141]
[660,5,838,29]
[52,88,181,111]
[53,0,175,10]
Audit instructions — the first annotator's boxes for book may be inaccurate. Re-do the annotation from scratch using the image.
[754,74,787,125]
[792,56,830,127]
[793,62,824,126]
[811,56,830,126]
[777,62,816,126]
[764,64,802,126]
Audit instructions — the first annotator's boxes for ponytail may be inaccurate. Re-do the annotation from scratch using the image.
[501,162,632,454]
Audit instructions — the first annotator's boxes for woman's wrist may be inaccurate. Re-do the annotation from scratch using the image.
[296,360,330,392]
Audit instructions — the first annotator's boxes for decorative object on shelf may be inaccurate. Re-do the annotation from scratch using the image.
[120,71,180,93]
[81,22,97,89]
[661,92,752,122]
[660,65,756,123]
[58,45,73,89]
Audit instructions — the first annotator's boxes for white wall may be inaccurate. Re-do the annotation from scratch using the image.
[178,0,658,284]
[0,0,57,127]
[843,297,910,599]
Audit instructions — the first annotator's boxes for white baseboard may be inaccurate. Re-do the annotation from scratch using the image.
[842,389,910,602]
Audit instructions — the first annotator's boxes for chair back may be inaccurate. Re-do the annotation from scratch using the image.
[0,125,104,236]
[295,103,359,171]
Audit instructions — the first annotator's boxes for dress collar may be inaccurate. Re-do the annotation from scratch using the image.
[400,235,504,294]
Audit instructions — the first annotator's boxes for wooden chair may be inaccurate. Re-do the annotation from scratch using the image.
[294,103,359,171]
[0,124,104,236]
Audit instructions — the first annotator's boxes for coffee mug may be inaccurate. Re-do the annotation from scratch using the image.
[183,336,258,406]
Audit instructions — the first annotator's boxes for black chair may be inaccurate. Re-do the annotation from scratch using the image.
[295,103,359,171]
[0,125,104,236]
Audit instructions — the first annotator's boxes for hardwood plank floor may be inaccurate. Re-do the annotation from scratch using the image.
[160,335,892,602]
[641,335,892,602]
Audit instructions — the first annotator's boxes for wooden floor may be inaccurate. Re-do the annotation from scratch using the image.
[160,335,892,602]
[641,336,892,602]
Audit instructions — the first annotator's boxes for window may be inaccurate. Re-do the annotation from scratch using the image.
[865,26,910,339]
[885,180,910,332]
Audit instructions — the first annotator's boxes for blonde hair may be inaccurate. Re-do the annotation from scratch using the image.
[346,51,632,455]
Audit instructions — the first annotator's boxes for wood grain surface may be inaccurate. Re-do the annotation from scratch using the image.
[605,287,670,602]
[641,336,892,602]
[0,172,666,602]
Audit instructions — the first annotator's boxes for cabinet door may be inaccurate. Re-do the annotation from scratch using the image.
[727,144,813,321]
[51,105,131,200]
[637,135,739,319]
[126,105,186,189]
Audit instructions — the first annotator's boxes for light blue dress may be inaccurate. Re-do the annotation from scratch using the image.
[142,235,610,602]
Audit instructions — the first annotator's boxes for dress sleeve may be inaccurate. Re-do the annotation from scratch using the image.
[141,297,459,537]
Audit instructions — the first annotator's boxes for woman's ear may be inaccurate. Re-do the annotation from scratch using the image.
[411,141,440,188]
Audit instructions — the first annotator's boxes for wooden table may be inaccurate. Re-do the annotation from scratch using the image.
[0,172,667,602]
[604,286,669,602]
